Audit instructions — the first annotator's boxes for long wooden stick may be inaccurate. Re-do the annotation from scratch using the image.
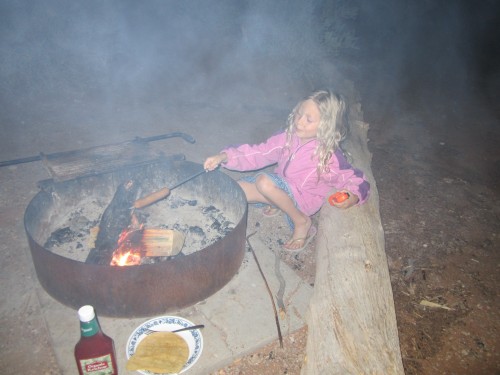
[246,232,283,348]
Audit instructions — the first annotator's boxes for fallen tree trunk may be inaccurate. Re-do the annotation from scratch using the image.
[301,117,404,374]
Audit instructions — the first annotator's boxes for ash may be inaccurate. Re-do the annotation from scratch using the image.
[44,192,236,262]
[43,197,104,262]
[137,192,236,256]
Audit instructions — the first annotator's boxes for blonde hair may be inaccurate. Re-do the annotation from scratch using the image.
[285,90,348,173]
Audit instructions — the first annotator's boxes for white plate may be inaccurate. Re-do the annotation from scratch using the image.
[126,316,203,374]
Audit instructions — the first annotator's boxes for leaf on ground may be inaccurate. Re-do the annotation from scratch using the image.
[419,300,452,310]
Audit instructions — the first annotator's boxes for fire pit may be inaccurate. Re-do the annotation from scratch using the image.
[24,159,248,317]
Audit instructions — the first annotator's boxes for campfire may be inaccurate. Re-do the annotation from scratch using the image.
[42,173,234,266]
[90,178,187,267]
[25,160,248,317]
[109,226,147,266]
[109,227,185,266]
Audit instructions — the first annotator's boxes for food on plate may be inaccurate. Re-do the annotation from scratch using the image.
[126,332,189,373]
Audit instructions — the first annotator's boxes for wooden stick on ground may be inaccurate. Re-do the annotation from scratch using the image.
[274,249,287,319]
[246,232,283,348]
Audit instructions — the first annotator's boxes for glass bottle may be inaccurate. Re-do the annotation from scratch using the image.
[74,305,118,375]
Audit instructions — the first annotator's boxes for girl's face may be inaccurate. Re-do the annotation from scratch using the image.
[294,99,320,142]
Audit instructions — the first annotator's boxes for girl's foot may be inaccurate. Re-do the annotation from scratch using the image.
[283,218,316,252]
[262,205,281,217]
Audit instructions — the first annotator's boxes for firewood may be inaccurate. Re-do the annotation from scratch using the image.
[86,180,139,265]
[142,228,184,257]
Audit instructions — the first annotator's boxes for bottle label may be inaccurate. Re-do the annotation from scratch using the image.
[80,319,99,337]
[78,354,115,374]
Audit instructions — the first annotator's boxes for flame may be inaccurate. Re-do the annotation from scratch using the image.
[110,226,144,266]
[111,250,142,266]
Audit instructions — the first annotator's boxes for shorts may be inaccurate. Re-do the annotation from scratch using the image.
[240,172,296,229]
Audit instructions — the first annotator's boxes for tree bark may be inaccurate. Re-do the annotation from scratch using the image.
[301,118,404,374]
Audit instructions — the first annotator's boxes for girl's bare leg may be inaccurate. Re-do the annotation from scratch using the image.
[238,176,312,250]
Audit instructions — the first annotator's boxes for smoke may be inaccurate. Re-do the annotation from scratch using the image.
[2,0,497,105]
[0,0,497,155]
[352,0,500,112]
[0,0,333,111]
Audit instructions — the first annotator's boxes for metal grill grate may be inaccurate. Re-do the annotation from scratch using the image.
[41,141,161,181]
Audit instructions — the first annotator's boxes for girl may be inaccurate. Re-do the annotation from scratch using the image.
[204,90,370,251]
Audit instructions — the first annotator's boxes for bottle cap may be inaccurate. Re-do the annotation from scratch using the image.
[78,305,96,322]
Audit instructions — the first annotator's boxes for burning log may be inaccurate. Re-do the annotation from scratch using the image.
[110,228,185,266]
[86,180,139,265]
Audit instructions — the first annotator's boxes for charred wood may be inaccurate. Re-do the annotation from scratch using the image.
[85,180,139,265]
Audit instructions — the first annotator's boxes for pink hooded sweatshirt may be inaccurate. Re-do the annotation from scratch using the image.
[221,132,370,216]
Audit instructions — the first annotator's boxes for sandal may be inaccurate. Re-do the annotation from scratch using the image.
[282,225,317,253]
[262,205,281,218]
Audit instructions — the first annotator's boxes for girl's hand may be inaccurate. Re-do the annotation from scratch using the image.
[203,153,227,171]
[331,191,359,209]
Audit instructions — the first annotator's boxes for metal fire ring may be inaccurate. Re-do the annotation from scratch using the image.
[24,160,248,317]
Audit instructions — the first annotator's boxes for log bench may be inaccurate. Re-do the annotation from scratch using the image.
[301,113,405,374]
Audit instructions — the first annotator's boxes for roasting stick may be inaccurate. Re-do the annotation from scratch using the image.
[133,169,206,209]
[246,232,284,348]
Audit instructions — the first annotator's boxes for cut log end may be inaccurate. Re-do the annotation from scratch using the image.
[142,228,185,257]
